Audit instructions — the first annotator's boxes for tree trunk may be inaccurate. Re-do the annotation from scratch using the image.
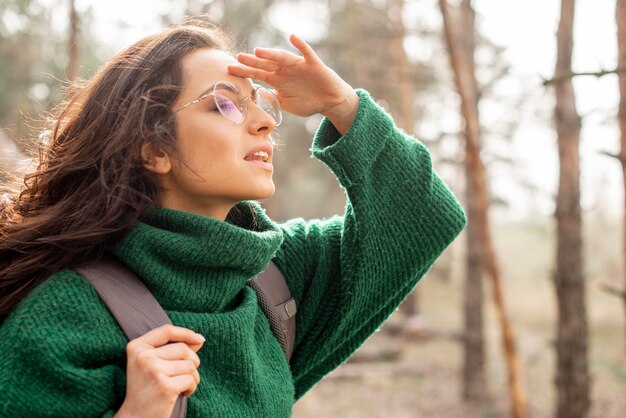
[438,1,526,416]
[553,0,591,417]
[441,0,487,402]
[388,0,419,317]
[464,162,486,401]
[458,0,486,401]
[616,0,626,358]
[67,0,79,82]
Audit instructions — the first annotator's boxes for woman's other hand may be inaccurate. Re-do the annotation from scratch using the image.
[228,34,359,135]
[114,324,205,418]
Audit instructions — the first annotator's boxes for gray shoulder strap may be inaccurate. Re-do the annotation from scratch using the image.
[74,257,296,418]
[74,258,171,339]
[74,257,187,418]
[247,262,297,362]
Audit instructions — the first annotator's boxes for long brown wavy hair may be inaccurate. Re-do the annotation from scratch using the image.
[0,22,240,319]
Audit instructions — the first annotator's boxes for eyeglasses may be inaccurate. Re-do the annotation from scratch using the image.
[174,80,282,127]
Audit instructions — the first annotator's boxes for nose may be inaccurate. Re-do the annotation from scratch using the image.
[247,100,277,135]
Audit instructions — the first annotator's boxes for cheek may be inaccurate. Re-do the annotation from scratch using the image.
[176,119,240,175]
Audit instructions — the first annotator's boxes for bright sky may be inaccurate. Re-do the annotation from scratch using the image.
[79,0,623,222]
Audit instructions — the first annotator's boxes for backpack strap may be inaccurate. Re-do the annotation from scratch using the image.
[247,261,297,362]
[74,256,296,417]
[74,257,187,418]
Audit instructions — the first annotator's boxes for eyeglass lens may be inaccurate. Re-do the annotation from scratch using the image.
[214,82,281,126]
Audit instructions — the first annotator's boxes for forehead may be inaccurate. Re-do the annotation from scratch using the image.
[179,48,254,98]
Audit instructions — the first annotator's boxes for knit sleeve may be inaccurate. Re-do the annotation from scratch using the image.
[0,271,127,417]
[272,89,467,400]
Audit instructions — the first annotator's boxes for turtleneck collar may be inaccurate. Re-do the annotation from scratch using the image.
[109,201,284,313]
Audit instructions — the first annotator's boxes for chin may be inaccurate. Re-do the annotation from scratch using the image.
[258,188,276,200]
[247,183,276,200]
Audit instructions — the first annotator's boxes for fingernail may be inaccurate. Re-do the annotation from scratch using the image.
[195,333,206,342]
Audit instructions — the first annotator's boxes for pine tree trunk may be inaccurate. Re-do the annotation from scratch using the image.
[440,0,487,402]
[464,164,486,400]
[553,1,590,417]
[459,0,486,401]
[439,1,526,416]
[67,0,79,82]
[616,0,626,358]
[388,0,419,317]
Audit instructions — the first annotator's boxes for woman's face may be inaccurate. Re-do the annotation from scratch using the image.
[154,48,277,219]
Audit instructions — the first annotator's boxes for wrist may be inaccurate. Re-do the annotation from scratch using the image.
[322,87,360,136]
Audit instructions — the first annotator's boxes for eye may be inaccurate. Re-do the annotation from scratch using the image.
[207,103,220,112]
[209,95,230,112]
[219,101,238,111]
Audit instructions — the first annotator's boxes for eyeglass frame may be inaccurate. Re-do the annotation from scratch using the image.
[173,80,282,127]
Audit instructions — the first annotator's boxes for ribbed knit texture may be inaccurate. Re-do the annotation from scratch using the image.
[0,89,467,418]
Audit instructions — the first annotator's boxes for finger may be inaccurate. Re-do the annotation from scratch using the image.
[288,34,320,63]
[253,47,304,66]
[227,64,269,83]
[236,53,281,72]
[168,374,199,398]
[153,342,201,367]
[160,360,200,382]
[132,324,205,349]
[186,341,204,353]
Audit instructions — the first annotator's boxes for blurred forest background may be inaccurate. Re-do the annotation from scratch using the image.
[0,0,625,417]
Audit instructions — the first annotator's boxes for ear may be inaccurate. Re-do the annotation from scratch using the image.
[141,142,172,174]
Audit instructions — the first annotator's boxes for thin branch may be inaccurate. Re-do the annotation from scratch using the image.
[599,280,626,299]
[596,150,623,162]
[542,67,626,86]
[478,64,511,100]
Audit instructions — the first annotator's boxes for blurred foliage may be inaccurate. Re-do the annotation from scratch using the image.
[0,0,100,149]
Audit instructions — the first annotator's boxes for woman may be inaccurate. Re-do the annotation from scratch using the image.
[0,22,466,417]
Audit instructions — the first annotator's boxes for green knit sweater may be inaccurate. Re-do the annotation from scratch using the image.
[0,89,466,417]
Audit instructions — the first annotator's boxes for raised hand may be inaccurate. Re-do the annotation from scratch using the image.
[227,34,359,134]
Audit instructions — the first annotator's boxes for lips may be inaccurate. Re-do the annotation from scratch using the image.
[244,142,273,163]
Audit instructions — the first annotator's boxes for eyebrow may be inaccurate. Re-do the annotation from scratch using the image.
[193,81,256,101]
[194,83,216,101]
